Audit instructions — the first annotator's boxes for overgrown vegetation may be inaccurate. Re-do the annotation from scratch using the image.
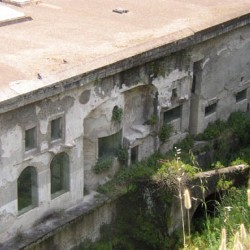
[93,155,114,174]
[116,147,129,166]
[85,111,250,249]
[187,187,250,249]
[112,106,123,123]
[159,123,173,143]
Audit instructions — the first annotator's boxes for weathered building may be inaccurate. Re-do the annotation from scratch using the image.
[0,0,250,247]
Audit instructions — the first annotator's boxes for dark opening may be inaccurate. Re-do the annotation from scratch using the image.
[236,89,247,103]
[131,146,139,164]
[120,67,140,88]
[192,60,202,94]
[25,127,36,151]
[98,130,122,158]
[205,103,217,116]
[51,152,69,198]
[164,106,181,123]
[171,88,178,99]
[51,117,62,140]
[18,166,37,212]
[192,192,222,232]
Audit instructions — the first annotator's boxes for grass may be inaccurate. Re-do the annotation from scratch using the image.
[185,186,250,249]
[94,111,250,249]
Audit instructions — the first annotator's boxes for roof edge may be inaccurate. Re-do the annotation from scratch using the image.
[1,12,250,114]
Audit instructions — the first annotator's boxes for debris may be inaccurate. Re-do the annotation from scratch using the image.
[112,8,129,14]
[37,73,42,80]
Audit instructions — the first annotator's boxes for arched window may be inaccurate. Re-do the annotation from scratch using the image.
[18,166,37,213]
[50,152,69,198]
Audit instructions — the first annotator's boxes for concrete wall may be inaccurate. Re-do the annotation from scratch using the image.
[190,24,250,134]
[0,23,250,244]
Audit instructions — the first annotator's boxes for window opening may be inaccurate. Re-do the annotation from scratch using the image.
[25,127,36,151]
[18,166,37,213]
[131,146,139,164]
[236,89,247,103]
[164,106,181,124]
[192,60,202,94]
[98,130,122,158]
[171,88,178,99]
[51,117,62,140]
[205,103,217,116]
[51,152,69,198]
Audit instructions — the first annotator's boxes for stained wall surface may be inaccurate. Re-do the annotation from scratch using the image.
[0,23,250,244]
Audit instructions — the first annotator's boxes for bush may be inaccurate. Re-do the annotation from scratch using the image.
[159,124,173,143]
[112,106,123,123]
[94,155,113,174]
[116,148,129,166]
[174,135,194,151]
[228,111,250,145]
[196,120,228,140]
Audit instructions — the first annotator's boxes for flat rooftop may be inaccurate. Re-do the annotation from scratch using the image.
[0,0,250,103]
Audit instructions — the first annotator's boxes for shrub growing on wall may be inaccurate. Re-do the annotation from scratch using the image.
[94,155,114,174]
[159,124,173,143]
[112,106,123,123]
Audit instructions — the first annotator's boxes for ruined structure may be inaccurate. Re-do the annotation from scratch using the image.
[0,0,250,247]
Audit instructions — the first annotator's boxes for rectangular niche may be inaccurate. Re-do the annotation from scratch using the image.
[236,89,247,103]
[164,105,182,124]
[98,130,122,158]
[25,127,37,151]
[205,103,217,116]
[131,145,139,164]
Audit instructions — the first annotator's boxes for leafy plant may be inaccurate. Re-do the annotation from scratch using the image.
[149,114,157,126]
[112,106,123,123]
[159,124,173,143]
[196,119,228,140]
[174,135,194,151]
[228,111,250,145]
[212,161,225,169]
[217,175,232,191]
[116,147,129,166]
[94,155,113,174]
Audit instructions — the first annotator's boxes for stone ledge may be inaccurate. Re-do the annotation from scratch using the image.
[0,5,32,27]
[0,192,113,250]
[0,13,250,115]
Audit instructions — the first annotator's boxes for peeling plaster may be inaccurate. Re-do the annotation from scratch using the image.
[1,125,22,158]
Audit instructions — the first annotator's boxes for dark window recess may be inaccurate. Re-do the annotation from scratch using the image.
[205,103,217,116]
[192,60,202,94]
[131,146,139,164]
[236,89,247,103]
[18,166,37,212]
[191,75,196,93]
[171,88,178,99]
[51,117,62,140]
[120,67,140,88]
[25,127,36,151]
[164,106,181,123]
[98,130,122,158]
[51,152,69,198]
